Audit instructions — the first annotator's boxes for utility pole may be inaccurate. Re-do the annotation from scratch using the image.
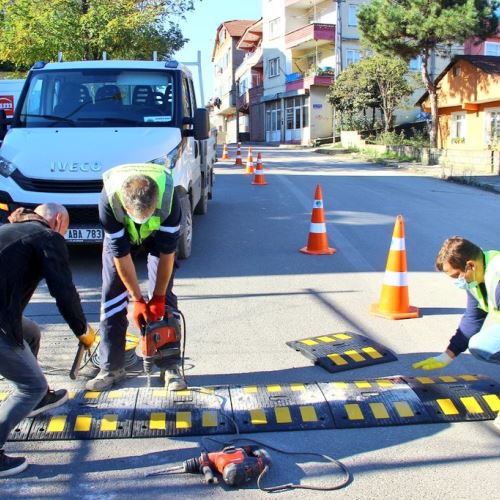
[333,0,342,144]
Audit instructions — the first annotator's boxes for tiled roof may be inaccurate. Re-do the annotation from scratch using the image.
[223,20,257,37]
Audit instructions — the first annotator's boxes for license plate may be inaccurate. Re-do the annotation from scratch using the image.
[64,228,103,242]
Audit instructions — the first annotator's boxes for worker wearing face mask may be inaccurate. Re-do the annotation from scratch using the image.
[413,237,500,426]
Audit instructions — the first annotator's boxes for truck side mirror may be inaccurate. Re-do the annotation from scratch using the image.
[194,108,209,141]
[0,109,11,141]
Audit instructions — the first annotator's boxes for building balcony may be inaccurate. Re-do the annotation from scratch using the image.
[285,23,335,50]
[285,72,334,91]
[236,85,264,112]
[285,0,324,7]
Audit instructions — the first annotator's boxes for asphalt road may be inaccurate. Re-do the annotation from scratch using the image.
[1,147,499,499]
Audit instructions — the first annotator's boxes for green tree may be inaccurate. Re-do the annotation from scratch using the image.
[0,0,197,69]
[357,0,499,148]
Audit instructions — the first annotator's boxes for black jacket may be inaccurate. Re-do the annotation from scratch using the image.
[0,218,86,346]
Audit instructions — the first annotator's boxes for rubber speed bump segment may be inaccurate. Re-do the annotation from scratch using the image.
[132,386,232,437]
[1,391,33,441]
[402,374,500,423]
[229,382,335,433]
[27,389,138,440]
[287,331,397,373]
[319,377,431,428]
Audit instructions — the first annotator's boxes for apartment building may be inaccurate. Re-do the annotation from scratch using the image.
[212,20,256,144]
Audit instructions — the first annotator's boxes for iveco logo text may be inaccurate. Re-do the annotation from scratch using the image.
[50,161,103,172]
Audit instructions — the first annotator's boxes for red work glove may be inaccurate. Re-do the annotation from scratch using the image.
[148,295,166,322]
[131,297,150,329]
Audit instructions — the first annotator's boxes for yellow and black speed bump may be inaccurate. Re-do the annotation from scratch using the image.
[132,386,232,437]
[402,374,500,423]
[0,391,33,441]
[228,382,335,433]
[27,389,138,440]
[286,331,397,373]
[318,377,432,428]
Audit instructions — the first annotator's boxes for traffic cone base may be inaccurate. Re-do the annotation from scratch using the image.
[369,302,419,320]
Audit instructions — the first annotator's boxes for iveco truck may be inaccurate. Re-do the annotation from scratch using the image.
[0,59,213,259]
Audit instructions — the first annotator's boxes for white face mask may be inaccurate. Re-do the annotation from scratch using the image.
[128,213,153,225]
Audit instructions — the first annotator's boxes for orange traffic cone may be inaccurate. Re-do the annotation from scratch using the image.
[245,147,254,174]
[369,215,419,320]
[234,143,242,166]
[222,143,230,160]
[300,184,336,255]
[252,152,267,185]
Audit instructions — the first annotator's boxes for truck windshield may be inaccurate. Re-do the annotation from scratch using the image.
[17,69,176,128]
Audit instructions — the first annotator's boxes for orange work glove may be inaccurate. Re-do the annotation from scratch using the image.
[132,297,149,329]
[148,295,166,322]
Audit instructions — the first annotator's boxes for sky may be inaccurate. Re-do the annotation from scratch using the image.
[174,0,262,105]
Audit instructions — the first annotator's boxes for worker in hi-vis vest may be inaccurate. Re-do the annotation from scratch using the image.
[86,163,184,392]
[413,237,500,429]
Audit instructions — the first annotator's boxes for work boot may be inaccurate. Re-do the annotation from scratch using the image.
[28,388,68,418]
[0,450,28,477]
[85,368,126,391]
[164,367,187,391]
[494,412,500,430]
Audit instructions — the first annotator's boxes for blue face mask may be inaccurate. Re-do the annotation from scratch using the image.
[453,267,478,290]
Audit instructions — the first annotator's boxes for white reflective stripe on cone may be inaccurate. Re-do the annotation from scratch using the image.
[390,237,406,251]
[383,270,408,286]
[309,222,326,233]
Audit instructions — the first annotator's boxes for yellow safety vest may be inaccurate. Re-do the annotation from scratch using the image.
[468,250,500,321]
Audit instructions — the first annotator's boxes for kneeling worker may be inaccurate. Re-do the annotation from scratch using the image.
[413,237,500,429]
[86,163,183,391]
[0,204,94,477]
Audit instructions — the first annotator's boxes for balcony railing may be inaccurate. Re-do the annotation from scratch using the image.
[285,23,335,49]
[285,70,334,91]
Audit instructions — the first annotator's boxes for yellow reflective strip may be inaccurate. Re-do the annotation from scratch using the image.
[100,414,118,432]
[317,336,336,343]
[436,399,459,415]
[439,376,457,383]
[202,410,218,427]
[150,412,166,430]
[267,385,282,393]
[68,391,76,400]
[299,406,318,422]
[250,409,267,425]
[334,333,352,340]
[0,203,8,211]
[152,390,168,398]
[362,346,383,359]
[460,397,484,414]
[345,350,365,362]
[345,404,364,420]
[74,415,92,432]
[84,391,100,399]
[327,353,348,366]
[275,407,292,424]
[331,382,349,389]
[394,401,414,418]
[290,383,305,391]
[370,402,390,419]
[176,412,192,429]
[377,379,393,388]
[200,388,215,395]
[416,377,435,384]
[300,339,318,346]
[175,390,192,397]
[354,380,371,388]
[0,392,9,401]
[47,415,67,433]
[244,386,258,394]
[460,375,479,381]
[482,394,500,412]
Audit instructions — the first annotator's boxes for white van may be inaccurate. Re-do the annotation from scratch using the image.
[0,60,212,259]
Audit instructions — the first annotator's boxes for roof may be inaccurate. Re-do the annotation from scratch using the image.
[223,20,257,38]
[237,19,263,51]
[416,55,500,106]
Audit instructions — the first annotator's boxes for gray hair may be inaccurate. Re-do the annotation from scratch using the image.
[121,175,159,216]
[34,203,69,222]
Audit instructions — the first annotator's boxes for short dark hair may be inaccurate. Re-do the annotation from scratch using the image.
[435,237,482,271]
[121,175,158,215]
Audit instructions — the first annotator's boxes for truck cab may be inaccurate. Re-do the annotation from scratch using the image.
[0,60,211,259]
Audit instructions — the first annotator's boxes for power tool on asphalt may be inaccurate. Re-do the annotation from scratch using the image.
[152,446,272,487]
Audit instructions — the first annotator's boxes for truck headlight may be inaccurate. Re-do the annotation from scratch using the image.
[151,144,181,170]
[0,156,17,178]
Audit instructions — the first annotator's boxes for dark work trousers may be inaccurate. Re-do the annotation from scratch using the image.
[99,241,178,371]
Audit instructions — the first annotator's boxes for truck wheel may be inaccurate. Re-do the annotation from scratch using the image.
[194,184,208,215]
[178,196,192,260]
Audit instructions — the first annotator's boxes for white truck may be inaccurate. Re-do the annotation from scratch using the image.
[0,59,214,259]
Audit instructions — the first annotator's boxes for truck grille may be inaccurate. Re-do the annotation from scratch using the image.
[12,170,103,193]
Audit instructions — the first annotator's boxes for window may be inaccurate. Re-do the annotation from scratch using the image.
[485,42,500,56]
[346,49,361,66]
[409,56,421,72]
[268,57,280,77]
[269,18,280,39]
[218,28,225,45]
[453,66,462,77]
[486,109,500,144]
[451,112,466,140]
[348,5,358,26]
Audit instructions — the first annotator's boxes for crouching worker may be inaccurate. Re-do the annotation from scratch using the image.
[86,163,184,392]
[413,236,500,429]
[0,204,94,477]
